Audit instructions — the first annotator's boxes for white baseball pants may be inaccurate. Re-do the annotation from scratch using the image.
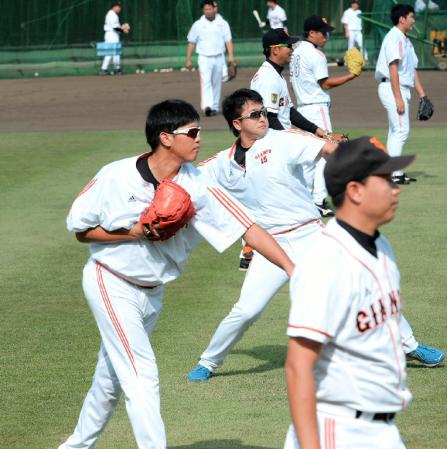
[199,221,323,370]
[101,31,121,71]
[284,409,406,449]
[59,259,166,449]
[297,104,332,205]
[198,54,225,111]
[378,82,411,176]
[348,30,368,60]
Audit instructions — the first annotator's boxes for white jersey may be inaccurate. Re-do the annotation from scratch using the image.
[197,128,323,233]
[290,41,331,106]
[187,15,231,56]
[251,60,293,129]
[104,10,120,33]
[67,155,253,286]
[341,7,362,31]
[288,219,412,412]
[267,5,287,29]
[375,27,418,87]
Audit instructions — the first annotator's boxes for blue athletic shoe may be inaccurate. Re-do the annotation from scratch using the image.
[187,364,213,382]
[407,343,445,367]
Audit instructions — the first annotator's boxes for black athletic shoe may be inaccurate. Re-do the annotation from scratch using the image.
[99,70,109,76]
[205,107,212,117]
[315,200,335,217]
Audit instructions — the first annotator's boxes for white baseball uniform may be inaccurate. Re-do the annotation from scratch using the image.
[267,4,287,29]
[101,9,121,71]
[187,15,232,112]
[341,7,368,60]
[290,40,331,204]
[375,27,418,176]
[60,154,254,449]
[284,218,412,449]
[251,60,293,129]
[196,128,326,370]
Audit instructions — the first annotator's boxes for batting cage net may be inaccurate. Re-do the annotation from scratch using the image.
[1,0,446,78]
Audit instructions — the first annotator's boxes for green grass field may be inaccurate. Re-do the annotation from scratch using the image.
[1,128,446,449]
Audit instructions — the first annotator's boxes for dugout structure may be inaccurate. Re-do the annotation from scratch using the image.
[1,0,446,78]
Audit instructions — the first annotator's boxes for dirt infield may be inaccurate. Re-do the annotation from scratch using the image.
[1,67,445,133]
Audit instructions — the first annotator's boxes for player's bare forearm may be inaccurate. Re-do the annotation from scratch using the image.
[286,337,323,449]
[243,224,295,277]
[414,71,425,98]
[186,43,195,69]
[389,62,404,113]
[319,73,356,90]
[320,141,338,160]
[225,40,235,63]
[76,223,144,243]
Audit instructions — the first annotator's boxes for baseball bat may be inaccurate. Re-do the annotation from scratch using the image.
[252,10,266,28]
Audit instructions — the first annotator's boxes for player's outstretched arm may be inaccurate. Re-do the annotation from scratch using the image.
[243,224,295,277]
[75,223,144,243]
[319,73,356,90]
[286,337,323,449]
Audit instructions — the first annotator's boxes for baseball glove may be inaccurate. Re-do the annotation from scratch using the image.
[227,61,237,81]
[416,96,434,121]
[121,23,130,34]
[344,48,365,76]
[140,179,196,241]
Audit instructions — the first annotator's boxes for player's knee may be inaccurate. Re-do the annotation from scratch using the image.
[233,303,264,323]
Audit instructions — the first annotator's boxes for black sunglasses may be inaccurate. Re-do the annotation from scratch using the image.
[236,107,268,121]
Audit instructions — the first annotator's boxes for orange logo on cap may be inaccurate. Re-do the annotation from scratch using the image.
[369,137,387,153]
[322,17,328,24]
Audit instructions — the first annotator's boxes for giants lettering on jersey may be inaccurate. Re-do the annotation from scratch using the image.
[255,149,272,164]
[356,290,400,333]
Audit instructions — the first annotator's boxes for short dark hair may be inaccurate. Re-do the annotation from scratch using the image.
[331,192,345,208]
[145,99,200,150]
[390,4,414,25]
[222,89,264,137]
[201,0,215,8]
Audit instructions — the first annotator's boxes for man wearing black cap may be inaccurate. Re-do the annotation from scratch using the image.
[290,16,363,217]
[285,137,444,449]
[250,28,327,138]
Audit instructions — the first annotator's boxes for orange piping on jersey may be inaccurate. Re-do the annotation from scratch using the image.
[207,186,253,228]
[76,178,97,199]
[320,106,329,131]
[286,128,326,142]
[272,218,321,236]
[197,154,218,167]
[228,141,238,159]
[324,417,335,449]
[96,260,159,289]
[96,263,139,376]
[288,324,333,339]
[321,231,405,391]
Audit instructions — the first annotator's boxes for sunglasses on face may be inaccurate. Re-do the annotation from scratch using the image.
[170,126,201,138]
[236,107,268,121]
[269,43,293,49]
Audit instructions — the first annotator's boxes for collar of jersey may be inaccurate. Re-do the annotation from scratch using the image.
[266,59,284,75]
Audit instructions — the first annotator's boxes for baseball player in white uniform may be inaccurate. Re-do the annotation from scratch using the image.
[284,136,415,449]
[290,16,362,216]
[266,1,288,33]
[375,4,427,184]
[57,99,294,449]
[186,0,235,116]
[100,1,126,75]
[341,1,368,60]
[187,88,340,382]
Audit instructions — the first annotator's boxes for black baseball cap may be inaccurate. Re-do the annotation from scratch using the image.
[262,29,299,49]
[324,136,415,198]
[303,16,335,33]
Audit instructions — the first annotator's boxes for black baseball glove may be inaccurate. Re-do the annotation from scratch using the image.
[417,96,434,121]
